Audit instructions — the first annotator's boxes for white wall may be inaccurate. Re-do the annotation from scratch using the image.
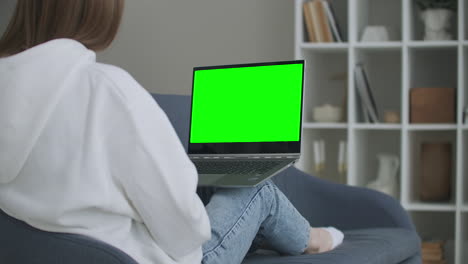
[0,0,15,34]
[1,0,295,95]
[99,0,295,95]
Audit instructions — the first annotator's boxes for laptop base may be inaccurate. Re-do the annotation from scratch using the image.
[197,161,295,187]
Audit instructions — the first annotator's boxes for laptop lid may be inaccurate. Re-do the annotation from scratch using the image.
[188,60,305,156]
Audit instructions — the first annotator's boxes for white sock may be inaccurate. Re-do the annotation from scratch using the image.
[324,227,344,249]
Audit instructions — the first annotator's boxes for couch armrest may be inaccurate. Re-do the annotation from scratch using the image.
[0,209,138,264]
[272,167,415,231]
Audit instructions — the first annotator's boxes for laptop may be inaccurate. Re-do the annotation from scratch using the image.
[189,60,305,187]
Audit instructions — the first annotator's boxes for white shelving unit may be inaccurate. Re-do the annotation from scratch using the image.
[294,0,467,263]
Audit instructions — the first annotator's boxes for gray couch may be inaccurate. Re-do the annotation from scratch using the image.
[0,93,421,264]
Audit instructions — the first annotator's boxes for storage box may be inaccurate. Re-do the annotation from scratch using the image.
[419,142,452,201]
[410,87,455,123]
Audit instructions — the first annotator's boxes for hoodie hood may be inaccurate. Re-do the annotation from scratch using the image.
[0,39,95,184]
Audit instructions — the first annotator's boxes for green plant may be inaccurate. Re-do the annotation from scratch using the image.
[415,0,457,11]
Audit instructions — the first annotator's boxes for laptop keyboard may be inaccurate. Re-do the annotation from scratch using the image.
[193,160,284,175]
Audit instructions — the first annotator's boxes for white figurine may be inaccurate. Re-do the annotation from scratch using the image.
[420,8,453,41]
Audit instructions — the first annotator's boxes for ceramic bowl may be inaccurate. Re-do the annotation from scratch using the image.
[313,104,342,123]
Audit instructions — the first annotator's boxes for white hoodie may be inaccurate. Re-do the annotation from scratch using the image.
[0,39,211,264]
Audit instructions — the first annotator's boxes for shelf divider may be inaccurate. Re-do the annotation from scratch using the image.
[303,122,348,129]
[404,202,457,212]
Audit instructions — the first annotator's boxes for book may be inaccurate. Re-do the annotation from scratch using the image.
[303,2,317,42]
[360,65,379,122]
[422,247,443,255]
[422,253,444,261]
[421,238,446,263]
[309,1,324,42]
[354,64,379,123]
[303,0,337,43]
[354,81,370,123]
[422,240,445,249]
[316,0,333,42]
[322,0,343,42]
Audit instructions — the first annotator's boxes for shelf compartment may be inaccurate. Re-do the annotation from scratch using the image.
[409,0,459,41]
[406,130,458,205]
[352,130,401,198]
[297,129,347,184]
[300,0,348,43]
[301,49,348,123]
[408,47,458,126]
[355,0,402,42]
[354,49,402,124]
[408,47,458,89]
[410,211,455,264]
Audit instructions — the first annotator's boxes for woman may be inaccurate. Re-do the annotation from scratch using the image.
[0,1,343,264]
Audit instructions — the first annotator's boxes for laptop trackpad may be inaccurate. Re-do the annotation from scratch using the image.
[198,174,226,186]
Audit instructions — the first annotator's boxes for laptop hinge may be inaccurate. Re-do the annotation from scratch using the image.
[189,154,300,160]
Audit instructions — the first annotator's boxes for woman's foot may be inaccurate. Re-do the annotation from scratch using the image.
[304,227,344,254]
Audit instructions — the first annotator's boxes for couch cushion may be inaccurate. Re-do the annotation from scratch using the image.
[242,228,421,264]
[152,93,191,151]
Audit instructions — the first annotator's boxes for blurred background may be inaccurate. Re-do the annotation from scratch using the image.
[0,0,294,95]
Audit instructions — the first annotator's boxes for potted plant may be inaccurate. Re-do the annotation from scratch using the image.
[415,0,457,40]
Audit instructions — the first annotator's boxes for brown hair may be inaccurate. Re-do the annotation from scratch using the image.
[0,0,124,57]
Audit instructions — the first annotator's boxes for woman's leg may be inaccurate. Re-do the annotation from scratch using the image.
[201,180,310,264]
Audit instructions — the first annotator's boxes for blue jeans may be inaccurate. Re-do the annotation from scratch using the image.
[197,180,310,264]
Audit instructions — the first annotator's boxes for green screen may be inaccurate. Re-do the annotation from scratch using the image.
[190,63,303,143]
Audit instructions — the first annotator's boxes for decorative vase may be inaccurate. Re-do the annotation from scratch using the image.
[420,8,454,41]
[361,26,390,42]
[366,153,400,198]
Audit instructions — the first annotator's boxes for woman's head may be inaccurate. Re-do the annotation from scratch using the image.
[0,0,124,57]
